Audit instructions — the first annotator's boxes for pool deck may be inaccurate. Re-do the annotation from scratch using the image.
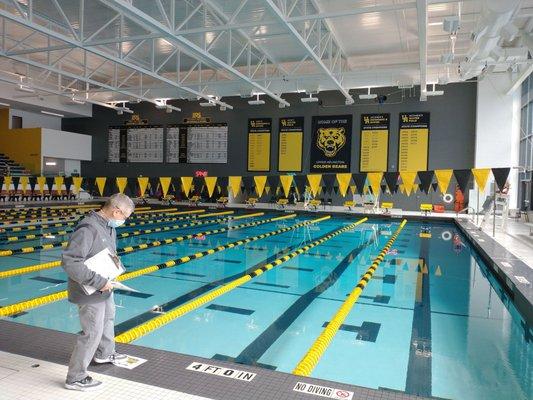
[0,320,437,400]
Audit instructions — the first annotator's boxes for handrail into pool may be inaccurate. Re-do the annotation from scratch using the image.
[114,217,367,344]
[292,219,407,376]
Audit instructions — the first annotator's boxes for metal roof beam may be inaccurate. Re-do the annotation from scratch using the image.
[417,0,428,101]
[0,6,233,109]
[99,0,289,106]
[264,0,353,103]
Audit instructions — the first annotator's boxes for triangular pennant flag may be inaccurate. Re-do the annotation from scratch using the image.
[217,177,228,197]
[322,174,336,195]
[204,176,218,198]
[116,177,128,194]
[254,176,267,197]
[307,174,322,197]
[380,184,388,194]
[160,177,172,198]
[398,184,405,194]
[336,173,352,197]
[413,183,419,193]
[431,182,439,192]
[137,177,149,197]
[400,172,417,196]
[28,176,37,192]
[417,171,434,194]
[242,176,254,194]
[453,169,472,193]
[19,176,29,193]
[472,168,491,191]
[36,176,46,194]
[228,176,242,198]
[95,177,107,196]
[293,175,307,195]
[3,176,12,191]
[367,172,383,195]
[279,175,293,198]
[349,185,356,195]
[434,169,453,193]
[491,168,510,192]
[181,177,193,197]
[267,175,280,194]
[72,177,83,194]
[192,177,204,195]
[384,172,399,193]
[352,173,367,194]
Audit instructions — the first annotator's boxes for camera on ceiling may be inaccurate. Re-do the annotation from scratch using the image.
[375,95,387,104]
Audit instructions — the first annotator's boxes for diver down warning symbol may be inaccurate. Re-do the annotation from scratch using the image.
[186,362,256,382]
[293,382,354,399]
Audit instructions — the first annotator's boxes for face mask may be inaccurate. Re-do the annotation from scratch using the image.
[108,219,125,228]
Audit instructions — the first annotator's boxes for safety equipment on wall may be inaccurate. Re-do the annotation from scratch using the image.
[443,193,453,203]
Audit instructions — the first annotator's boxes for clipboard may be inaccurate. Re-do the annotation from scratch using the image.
[81,248,125,295]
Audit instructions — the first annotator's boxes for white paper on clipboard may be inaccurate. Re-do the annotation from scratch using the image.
[82,248,125,295]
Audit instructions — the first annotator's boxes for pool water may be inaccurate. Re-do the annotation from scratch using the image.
[0,211,531,400]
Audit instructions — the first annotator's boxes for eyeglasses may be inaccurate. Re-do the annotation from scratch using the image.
[114,206,130,218]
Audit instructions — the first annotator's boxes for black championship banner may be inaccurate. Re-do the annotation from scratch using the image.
[310,115,352,172]
[278,117,303,172]
[360,113,389,172]
[398,112,430,171]
[247,118,271,172]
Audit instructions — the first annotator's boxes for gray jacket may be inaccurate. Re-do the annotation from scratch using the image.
[61,211,117,304]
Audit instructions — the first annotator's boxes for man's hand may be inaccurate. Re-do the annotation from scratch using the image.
[100,281,113,292]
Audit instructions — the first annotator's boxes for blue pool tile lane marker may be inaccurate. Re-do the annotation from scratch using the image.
[213,233,376,367]
[114,217,367,343]
[405,233,432,397]
[113,243,304,336]
[292,219,407,377]
[206,304,254,315]
[321,321,381,342]
[0,214,317,317]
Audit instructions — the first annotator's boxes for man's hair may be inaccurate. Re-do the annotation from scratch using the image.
[103,193,135,213]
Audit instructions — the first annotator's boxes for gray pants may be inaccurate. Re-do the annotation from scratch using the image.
[66,294,115,383]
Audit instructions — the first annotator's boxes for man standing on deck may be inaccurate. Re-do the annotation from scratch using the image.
[62,193,135,391]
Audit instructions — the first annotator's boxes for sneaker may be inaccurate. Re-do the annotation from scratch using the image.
[94,352,128,364]
[65,376,103,391]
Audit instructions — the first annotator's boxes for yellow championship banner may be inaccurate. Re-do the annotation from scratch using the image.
[247,118,271,172]
[278,117,303,172]
[398,112,430,172]
[360,113,389,172]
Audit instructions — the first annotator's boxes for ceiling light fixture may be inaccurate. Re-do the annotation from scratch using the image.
[359,87,377,100]
[426,83,444,96]
[248,93,265,105]
[45,161,57,166]
[300,93,319,103]
[41,110,64,117]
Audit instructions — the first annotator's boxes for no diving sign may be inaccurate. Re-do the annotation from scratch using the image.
[186,362,256,382]
[294,382,354,400]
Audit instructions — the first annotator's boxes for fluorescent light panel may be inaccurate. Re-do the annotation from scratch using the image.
[41,110,64,117]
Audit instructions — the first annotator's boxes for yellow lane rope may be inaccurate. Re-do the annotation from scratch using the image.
[0,213,263,279]
[0,206,153,229]
[0,214,309,317]
[0,212,268,257]
[0,204,101,215]
[0,207,99,220]
[114,217,368,343]
[1,211,240,243]
[0,208,200,234]
[292,219,407,376]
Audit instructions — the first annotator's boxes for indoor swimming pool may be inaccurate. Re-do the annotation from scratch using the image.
[0,209,531,400]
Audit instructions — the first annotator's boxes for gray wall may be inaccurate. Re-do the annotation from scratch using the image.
[62,83,476,209]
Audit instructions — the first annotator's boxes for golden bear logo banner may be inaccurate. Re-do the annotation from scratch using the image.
[310,115,352,172]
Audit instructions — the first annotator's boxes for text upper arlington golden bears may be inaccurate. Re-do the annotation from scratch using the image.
[316,127,346,158]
